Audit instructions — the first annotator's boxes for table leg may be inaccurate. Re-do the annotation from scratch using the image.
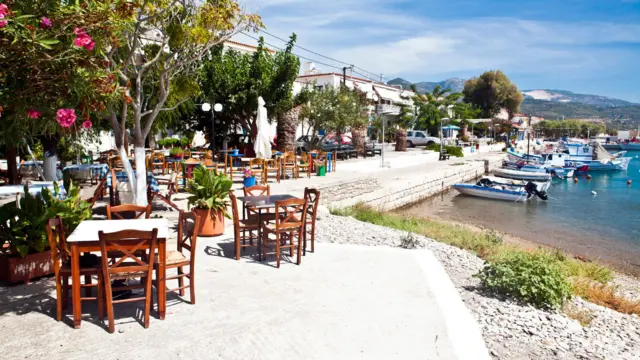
[158,238,167,320]
[258,209,263,261]
[71,244,82,329]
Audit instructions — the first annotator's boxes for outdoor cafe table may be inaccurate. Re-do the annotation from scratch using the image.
[236,194,297,260]
[66,218,169,328]
[0,182,62,198]
[63,163,109,180]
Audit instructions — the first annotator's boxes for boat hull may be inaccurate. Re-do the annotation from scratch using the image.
[482,176,552,192]
[565,157,631,171]
[493,168,552,181]
[453,184,530,202]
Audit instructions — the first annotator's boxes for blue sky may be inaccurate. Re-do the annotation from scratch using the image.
[237,0,640,102]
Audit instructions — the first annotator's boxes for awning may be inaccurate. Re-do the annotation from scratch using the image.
[345,81,375,100]
[373,86,404,103]
[442,125,461,130]
[467,119,493,124]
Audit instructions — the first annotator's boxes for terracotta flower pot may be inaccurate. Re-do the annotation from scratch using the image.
[192,207,224,237]
[0,250,53,284]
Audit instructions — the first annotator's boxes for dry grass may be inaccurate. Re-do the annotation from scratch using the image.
[563,303,595,327]
[571,280,640,316]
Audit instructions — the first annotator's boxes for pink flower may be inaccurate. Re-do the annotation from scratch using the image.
[0,4,8,17]
[0,20,6,29]
[26,109,41,119]
[56,108,76,128]
[82,120,92,129]
[39,17,51,29]
[73,28,94,51]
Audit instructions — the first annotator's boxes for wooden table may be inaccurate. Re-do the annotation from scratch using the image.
[66,219,169,328]
[236,195,297,260]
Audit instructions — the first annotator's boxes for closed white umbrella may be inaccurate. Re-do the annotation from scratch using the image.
[254,96,272,159]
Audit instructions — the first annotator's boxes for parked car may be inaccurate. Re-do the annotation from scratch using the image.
[406,130,441,147]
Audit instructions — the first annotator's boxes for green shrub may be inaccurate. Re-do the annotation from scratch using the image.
[425,143,464,157]
[475,251,572,309]
[169,147,184,157]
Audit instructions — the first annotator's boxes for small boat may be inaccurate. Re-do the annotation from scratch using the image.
[453,179,549,202]
[493,168,552,181]
[518,164,575,179]
[559,142,631,171]
[482,176,552,192]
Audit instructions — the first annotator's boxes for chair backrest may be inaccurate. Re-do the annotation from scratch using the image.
[153,152,165,162]
[87,177,107,207]
[283,152,296,164]
[98,229,158,278]
[243,184,270,197]
[299,153,310,164]
[265,158,279,169]
[304,188,321,220]
[250,158,265,170]
[228,191,243,241]
[178,211,200,266]
[107,204,152,220]
[274,198,309,232]
[45,216,69,266]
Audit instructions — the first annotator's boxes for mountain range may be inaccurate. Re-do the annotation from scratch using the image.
[387,77,640,127]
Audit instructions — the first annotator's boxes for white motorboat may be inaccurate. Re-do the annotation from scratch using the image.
[482,176,552,192]
[493,168,552,181]
[453,179,549,202]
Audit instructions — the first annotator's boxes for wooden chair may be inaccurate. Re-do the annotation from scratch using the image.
[261,198,309,268]
[152,152,166,175]
[213,153,227,175]
[297,153,312,178]
[282,152,297,179]
[311,150,328,173]
[229,191,259,260]
[106,204,152,220]
[150,172,180,211]
[46,217,103,321]
[86,177,107,208]
[249,158,266,184]
[242,185,276,223]
[303,188,321,254]
[264,159,281,183]
[153,211,200,304]
[98,229,158,333]
[226,155,236,180]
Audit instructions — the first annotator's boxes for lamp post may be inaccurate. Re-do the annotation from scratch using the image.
[440,117,450,159]
[202,102,222,153]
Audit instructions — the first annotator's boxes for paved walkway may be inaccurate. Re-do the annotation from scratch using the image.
[0,233,484,359]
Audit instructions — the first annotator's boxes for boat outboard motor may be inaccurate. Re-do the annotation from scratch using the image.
[477,178,493,187]
[524,182,549,200]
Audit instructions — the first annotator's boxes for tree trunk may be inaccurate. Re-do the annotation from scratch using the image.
[133,146,148,206]
[42,136,59,181]
[6,146,19,184]
[395,127,407,151]
[351,123,367,156]
[276,106,300,153]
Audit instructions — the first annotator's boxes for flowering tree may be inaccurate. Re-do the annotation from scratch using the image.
[1,1,261,204]
[102,0,261,205]
[0,1,112,181]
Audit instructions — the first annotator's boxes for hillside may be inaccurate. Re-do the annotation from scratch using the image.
[387,78,465,94]
[387,77,640,127]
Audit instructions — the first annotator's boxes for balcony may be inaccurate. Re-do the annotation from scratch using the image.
[375,104,401,115]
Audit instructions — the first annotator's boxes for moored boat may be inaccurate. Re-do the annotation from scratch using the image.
[493,168,552,181]
[453,179,549,202]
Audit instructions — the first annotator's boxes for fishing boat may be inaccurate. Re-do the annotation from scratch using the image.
[482,176,552,192]
[453,179,549,202]
[518,164,575,179]
[559,142,631,171]
[493,168,552,181]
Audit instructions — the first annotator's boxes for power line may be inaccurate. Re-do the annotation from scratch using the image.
[257,29,390,84]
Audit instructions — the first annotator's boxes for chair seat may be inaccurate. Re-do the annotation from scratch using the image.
[240,218,260,229]
[263,223,302,233]
[60,264,100,275]
[154,250,188,266]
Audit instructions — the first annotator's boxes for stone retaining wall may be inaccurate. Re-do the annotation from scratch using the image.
[327,156,503,211]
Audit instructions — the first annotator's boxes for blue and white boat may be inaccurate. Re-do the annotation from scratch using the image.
[453,179,549,202]
[559,142,631,171]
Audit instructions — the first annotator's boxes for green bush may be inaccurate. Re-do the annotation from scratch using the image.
[169,147,184,157]
[425,143,464,157]
[475,251,572,309]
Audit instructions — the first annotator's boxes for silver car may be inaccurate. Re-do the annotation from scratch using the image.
[406,130,441,147]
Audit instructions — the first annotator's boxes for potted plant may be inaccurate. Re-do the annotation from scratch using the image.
[187,166,232,236]
[0,183,91,283]
[170,147,185,159]
[243,167,256,187]
[180,137,191,149]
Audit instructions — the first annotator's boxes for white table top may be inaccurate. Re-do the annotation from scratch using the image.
[67,219,169,242]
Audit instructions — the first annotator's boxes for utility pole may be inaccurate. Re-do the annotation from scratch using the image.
[343,66,347,86]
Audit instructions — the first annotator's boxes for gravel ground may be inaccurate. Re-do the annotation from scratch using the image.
[315,209,640,360]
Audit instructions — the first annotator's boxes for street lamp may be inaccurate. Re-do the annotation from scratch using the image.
[202,102,222,153]
[440,117,451,159]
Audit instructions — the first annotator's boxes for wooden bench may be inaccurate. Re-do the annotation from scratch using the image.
[439,149,450,161]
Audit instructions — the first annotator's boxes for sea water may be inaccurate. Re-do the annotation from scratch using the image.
[397,151,640,274]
